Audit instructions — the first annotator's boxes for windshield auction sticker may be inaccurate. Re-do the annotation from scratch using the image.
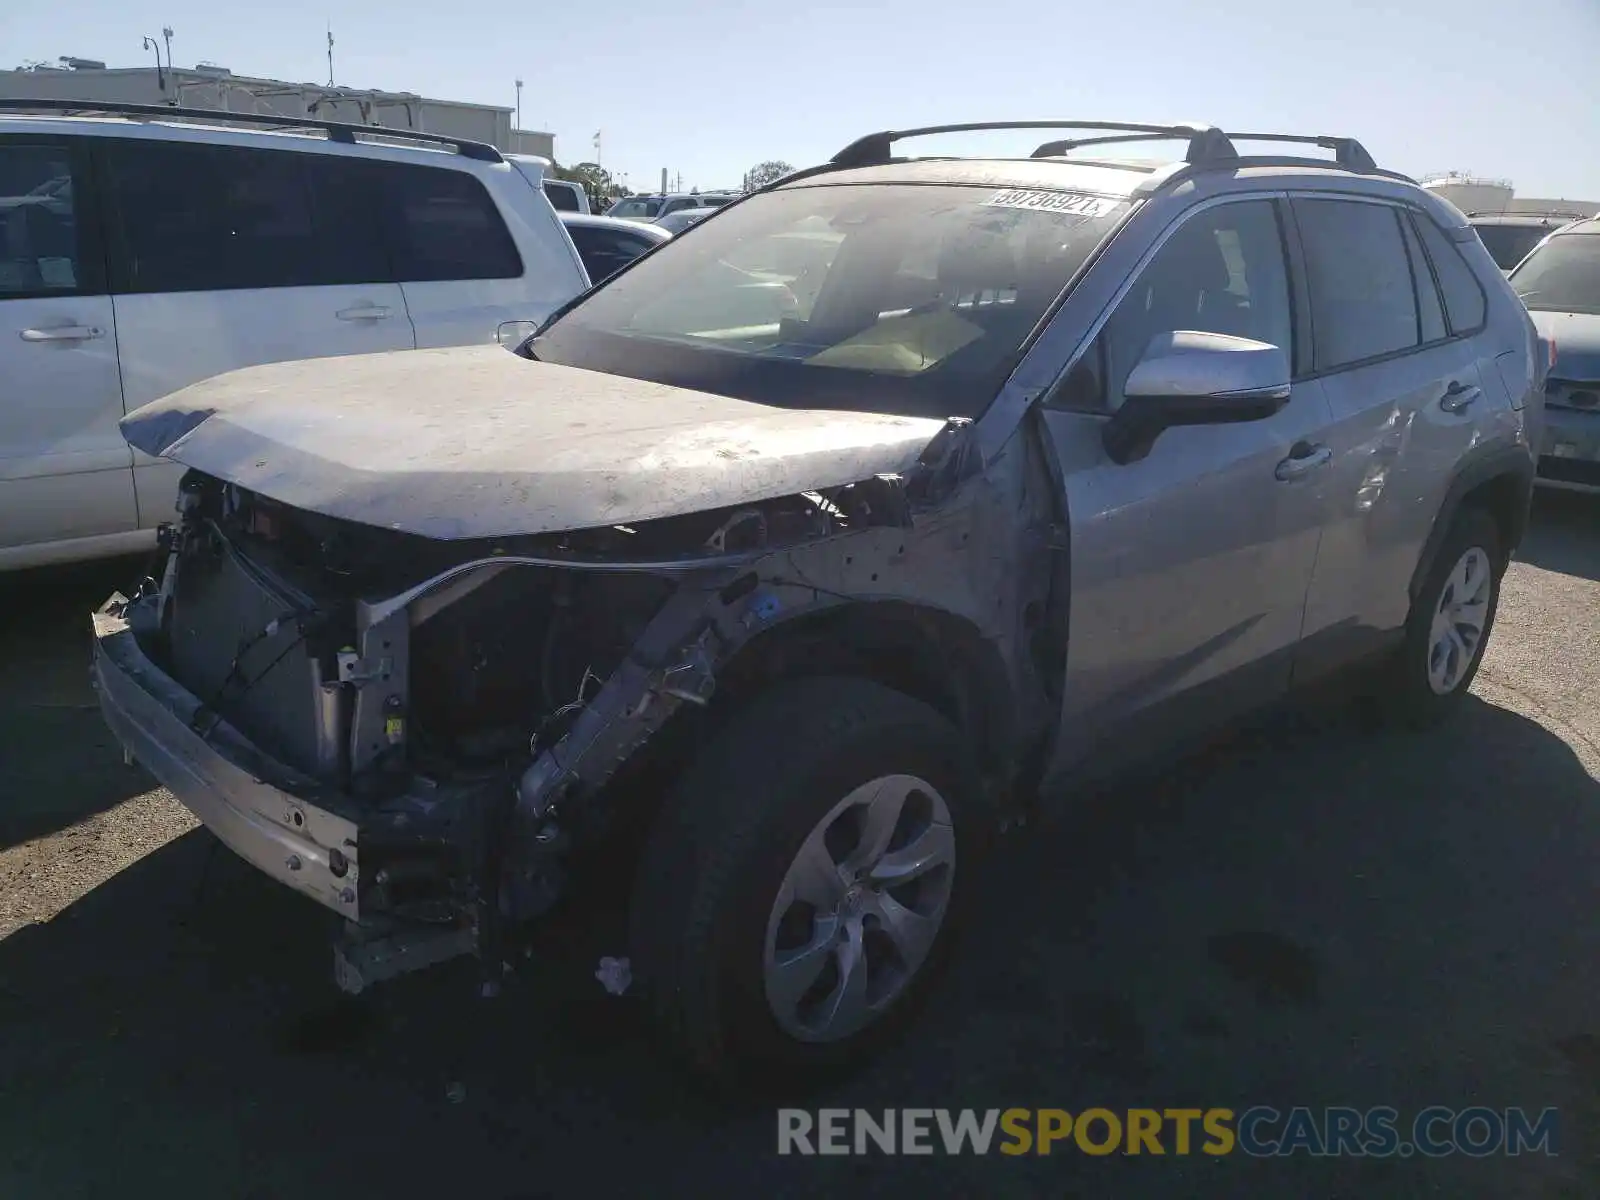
[983,188,1122,217]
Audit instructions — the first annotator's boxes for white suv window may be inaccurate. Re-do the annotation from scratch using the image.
[0,142,83,296]
[101,139,521,292]
[102,139,387,292]
[371,160,522,282]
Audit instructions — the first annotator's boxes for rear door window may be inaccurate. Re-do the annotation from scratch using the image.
[0,137,97,297]
[372,161,523,282]
[102,139,386,293]
[1293,199,1418,371]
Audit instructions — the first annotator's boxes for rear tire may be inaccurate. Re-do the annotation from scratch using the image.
[628,675,981,1097]
[1377,507,1504,727]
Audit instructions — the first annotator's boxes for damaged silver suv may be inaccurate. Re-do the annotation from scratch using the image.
[92,121,1543,1093]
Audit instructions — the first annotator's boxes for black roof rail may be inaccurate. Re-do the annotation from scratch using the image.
[1221,132,1377,173]
[1038,130,1383,175]
[1030,127,1240,163]
[0,97,504,163]
[829,120,1386,177]
[830,121,1227,168]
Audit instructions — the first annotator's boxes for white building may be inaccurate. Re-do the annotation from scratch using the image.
[0,58,555,159]
[1419,171,1597,218]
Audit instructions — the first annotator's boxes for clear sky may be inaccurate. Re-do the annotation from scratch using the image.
[4,0,1597,198]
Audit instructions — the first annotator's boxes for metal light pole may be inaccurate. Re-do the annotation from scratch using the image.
[514,79,522,130]
[142,36,165,93]
[145,28,174,101]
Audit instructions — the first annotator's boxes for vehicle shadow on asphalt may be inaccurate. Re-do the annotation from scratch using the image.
[0,693,1595,1198]
[1518,491,1600,580]
[0,557,157,848]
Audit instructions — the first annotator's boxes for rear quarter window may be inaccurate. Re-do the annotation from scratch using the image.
[1417,216,1488,333]
[373,161,523,282]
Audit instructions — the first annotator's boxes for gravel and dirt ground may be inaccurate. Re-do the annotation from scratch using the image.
[1,492,1597,1199]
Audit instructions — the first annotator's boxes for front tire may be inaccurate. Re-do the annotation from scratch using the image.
[1379,507,1504,727]
[628,676,980,1096]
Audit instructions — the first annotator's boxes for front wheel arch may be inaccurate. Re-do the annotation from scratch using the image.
[711,600,1027,786]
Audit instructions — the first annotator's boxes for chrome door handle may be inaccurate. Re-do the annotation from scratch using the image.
[20,325,103,342]
[336,305,393,321]
[1275,442,1333,481]
[1439,381,1481,413]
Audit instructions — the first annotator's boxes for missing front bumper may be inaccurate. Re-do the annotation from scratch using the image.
[91,603,363,918]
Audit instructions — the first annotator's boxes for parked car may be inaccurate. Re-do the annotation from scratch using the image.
[653,206,721,234]
[1509,215,1600,491]
[558,211,671,283]
[607,191,738,222]
[1468,210,1587,273]
[0,99,590,572]
[93,120,1541,1096]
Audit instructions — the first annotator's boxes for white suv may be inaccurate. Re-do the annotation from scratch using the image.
[0,100,590,571]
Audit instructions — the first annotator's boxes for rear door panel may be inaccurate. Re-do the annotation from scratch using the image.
[1290,196,1489,681]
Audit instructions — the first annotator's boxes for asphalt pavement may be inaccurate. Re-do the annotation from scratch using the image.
[1,493,1597,1199]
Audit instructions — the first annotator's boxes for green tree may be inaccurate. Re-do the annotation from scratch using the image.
[743,160,796,190]
[551,161,621,203]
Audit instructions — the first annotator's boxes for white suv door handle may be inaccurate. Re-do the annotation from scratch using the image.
[1275,442,1333,481]
[336,304,393,321]
[20,325,104,342]
[1439,381,1481,413]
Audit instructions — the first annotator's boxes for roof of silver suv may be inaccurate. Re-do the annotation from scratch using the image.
[0,97,504,164]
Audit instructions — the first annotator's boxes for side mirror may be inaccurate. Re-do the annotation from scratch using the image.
[1102,330,1291,465]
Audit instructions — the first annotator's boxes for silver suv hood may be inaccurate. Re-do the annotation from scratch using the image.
[120,346,947,540]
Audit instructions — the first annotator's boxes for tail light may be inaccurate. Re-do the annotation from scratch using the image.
[1537,334,1557,392]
